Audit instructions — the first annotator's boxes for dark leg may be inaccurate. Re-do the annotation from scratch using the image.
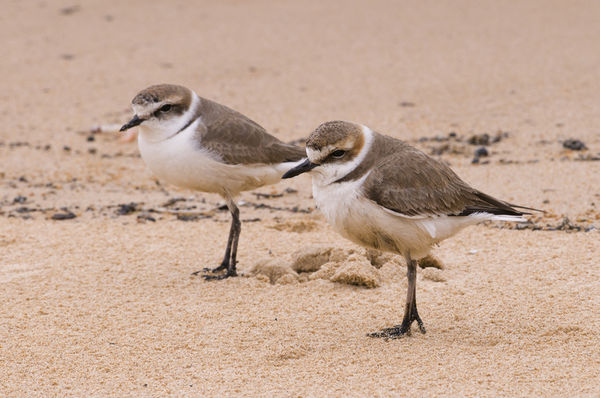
[226,203,241,276]
[368,254,426,338]
[202,198,240,280]
[192,214,235,275]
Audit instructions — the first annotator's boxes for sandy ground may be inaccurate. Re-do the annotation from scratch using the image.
[1,0,600,396]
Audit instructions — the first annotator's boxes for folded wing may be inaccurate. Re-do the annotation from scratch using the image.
[362,142,528,218]
[198,99,305,165]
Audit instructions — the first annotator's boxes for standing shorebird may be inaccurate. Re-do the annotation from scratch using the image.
[120,84,305,279]
[283,121,537,337]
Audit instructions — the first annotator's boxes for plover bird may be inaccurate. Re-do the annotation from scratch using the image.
[283,120,538,337]
[120,84,305,279]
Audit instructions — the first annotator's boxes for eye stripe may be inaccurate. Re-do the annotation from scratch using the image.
[153,104,184,118]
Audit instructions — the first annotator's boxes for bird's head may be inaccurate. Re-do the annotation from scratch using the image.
[120,84,196,141]
[283,121,372,185]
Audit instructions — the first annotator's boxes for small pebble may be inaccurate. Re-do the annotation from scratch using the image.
[474,146,489,157]
[52,211,76,220]
[13,196,27,204]
[468,133,490,146]
[472,146,489,164]
[563,139,587,151]
[116,203,138,215]
[137,214,156,222]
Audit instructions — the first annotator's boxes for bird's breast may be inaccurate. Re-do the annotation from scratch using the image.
[137,127,294,196]
[138,127,227,193]
[312,177,440,257]
[312,177,367,235]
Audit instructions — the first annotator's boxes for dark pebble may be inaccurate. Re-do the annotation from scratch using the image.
[253,192,283,199]
[468,133,490,146]
[177,214,202,221]
[563,139,587,151]
[137,214,156,222]
[162,197,186,207]
[13,196,27,204]
[10,142,30,148]
[60,6,80,15]
[18,176,28,183]
[52,211,76,220]
[63,146,71,151]
[86,135,95,142]
[474,146,489,157]
[116,203,138,215]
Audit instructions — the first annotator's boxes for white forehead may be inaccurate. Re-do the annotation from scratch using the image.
[131,100,166,117]
[131,102,148,115]
[306,145,334,163]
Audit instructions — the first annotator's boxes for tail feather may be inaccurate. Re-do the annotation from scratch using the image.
[506,203,545,214]
[452,191,543,217]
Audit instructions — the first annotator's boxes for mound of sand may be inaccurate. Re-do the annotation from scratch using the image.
[290,244,353,272]
[330,255,382,288]
[249,258,298,284]
[251,245,385,288]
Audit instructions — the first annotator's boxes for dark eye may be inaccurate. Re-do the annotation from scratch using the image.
[159,104,172,112]
[331,150,346,158]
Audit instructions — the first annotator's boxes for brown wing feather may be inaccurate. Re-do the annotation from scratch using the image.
[362,135,526,217]
[197,98,305,165]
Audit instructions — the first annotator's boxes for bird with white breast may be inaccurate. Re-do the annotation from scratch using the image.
[120,84,306,279]
[283,120,538,338]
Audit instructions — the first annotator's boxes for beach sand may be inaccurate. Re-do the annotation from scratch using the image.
[1,0,599,396]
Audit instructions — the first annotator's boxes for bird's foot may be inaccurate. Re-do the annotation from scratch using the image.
[202,269,237,281]
[367,319,426,339]
[191,262,228,276]
[367,325,411,339]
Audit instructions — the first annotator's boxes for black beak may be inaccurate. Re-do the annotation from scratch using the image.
[120,115,143,131]
[282,158,318,179]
